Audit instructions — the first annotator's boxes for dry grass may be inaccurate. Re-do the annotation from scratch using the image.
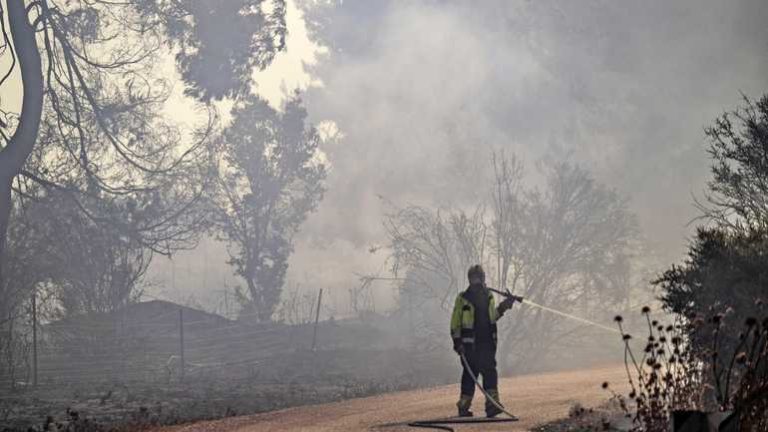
[604,304,768,432]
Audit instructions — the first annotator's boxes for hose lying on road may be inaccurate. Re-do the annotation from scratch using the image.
[374,352,519,431]
[378,297,624,430]
[403,417,518,431]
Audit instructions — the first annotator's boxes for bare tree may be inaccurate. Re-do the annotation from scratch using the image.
[383,154,638,371]
[695,95,768,231]
[381,204,490,352]
[384,204,489,309]
[495,158,637,371]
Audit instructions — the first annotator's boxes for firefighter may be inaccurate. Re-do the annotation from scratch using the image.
[450,264,520,418]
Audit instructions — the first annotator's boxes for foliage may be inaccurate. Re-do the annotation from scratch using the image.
[653,95,768,428]
[213,94,326,321]
[135,0,287,101]
[657,92,768,345]
[0,0,290,322]
[655,227,767,348]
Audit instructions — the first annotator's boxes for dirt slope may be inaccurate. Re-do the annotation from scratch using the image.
[154,365,627,432]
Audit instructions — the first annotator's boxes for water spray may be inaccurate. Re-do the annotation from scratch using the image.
[519,299,621,334]
[487,287,621,335]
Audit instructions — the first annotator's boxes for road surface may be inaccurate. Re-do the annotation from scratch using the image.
[155,365,627,432]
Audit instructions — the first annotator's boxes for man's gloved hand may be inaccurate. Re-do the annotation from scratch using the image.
[498,295,522,312]
[453,341,465,355]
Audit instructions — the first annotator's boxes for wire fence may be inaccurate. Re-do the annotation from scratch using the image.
[0,302,341,393]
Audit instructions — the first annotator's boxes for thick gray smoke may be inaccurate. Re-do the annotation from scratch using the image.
[298,0,767,257]
[154,0,768,314]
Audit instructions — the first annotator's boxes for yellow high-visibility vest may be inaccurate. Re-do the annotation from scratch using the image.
[450,288,500,346]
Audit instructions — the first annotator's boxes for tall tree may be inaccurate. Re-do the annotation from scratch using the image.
[214,94,326,322]
[495,159,637,371]
[0,1,43,311]
[656,94,768,384]
[0,0,288,318]
[384,156,638,371]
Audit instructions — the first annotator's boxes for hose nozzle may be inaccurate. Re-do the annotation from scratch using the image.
[488,287,524,303]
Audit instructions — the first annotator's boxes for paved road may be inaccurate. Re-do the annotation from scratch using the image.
[156,365,627,432]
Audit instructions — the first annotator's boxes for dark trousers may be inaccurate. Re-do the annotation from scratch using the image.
[460,347,498,397]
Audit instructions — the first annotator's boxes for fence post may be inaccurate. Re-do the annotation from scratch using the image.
[179,308,185,381]
[311,289,323,351]
[31,289,37,387]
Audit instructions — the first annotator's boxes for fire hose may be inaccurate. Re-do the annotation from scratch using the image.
[378,288,620,430]
[381,292,523,430]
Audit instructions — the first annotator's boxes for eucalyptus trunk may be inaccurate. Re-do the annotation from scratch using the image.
[0,0,44,310]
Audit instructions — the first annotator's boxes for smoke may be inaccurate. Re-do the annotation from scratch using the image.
[151,1,768,315]
[290,0,768,290]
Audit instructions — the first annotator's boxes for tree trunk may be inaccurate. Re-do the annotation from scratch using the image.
[245,275,260,318]
[0,175,11,315]
[0,0,44,307]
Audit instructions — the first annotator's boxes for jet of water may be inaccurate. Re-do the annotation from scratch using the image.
[520,298,622,335]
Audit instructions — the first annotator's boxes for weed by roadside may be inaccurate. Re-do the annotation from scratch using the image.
[604,304,767,432]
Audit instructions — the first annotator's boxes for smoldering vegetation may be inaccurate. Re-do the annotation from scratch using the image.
[1,299,455,430]
[0,0,766,431]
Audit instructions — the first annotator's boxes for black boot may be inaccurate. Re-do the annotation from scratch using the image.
[458,407,474,418]
[485,404,503,418]
[485,389,504,418]
[457,394,473,418]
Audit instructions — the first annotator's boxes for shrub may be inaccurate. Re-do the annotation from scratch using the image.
[607,306,767,432]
